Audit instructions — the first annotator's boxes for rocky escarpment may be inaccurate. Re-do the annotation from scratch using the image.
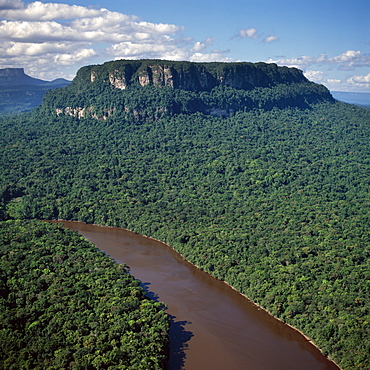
[55,106,116,120]
[76,59,308,92]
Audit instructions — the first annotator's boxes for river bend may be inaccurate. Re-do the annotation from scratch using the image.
[59,221,339,370]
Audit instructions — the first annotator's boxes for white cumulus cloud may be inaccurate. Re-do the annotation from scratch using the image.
[330,50,361,63]
[262,35,279,43]
[237,28,258,39]
[55,48,97,65]
[190,51,233,63]
[108,41,188,61]
[348,72,370,86]
[0,0,24,10]
[108,39,231,63]
[236,28,280,44]
[2,41,81,56]
[0,1,229,80]
[269,50,370,71]
[190,38,214,53]
[319,74,370,92]
[0,20,86,42]
[304,70,324,82]
[275,53,370,92]
[0,1,102,21]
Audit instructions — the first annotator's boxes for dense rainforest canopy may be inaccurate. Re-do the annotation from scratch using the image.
[0,220,169,369]
[0,60,369,369]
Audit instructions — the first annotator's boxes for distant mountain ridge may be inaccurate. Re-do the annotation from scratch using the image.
[0,68,70,87]
[0,68,70,116]
[331,91,370,108]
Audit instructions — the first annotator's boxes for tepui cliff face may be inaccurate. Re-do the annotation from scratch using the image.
[77,59,308,91]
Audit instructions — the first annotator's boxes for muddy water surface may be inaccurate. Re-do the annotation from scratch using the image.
[59,221,339,370]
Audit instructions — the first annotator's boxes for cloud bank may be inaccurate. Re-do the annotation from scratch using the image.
[0,1,231,79]
[269,51,370,91]
[0,0,24,10]
[0,1,368,91]
[269,50,370,71]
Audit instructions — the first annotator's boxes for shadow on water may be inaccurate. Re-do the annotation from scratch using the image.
[141,282,161,301]
[167,316,193,370]
[140,282,194,370]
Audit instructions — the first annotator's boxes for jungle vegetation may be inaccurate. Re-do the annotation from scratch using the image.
[0,220,169,369]
[0,60,369,369]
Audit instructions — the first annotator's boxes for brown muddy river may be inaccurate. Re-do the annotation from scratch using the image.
[59,221,339,370]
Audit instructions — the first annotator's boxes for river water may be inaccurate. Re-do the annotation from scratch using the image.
[59,221,339,370]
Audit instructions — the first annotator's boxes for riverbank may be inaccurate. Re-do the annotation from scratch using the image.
[55,220,341,370]
[135,226,341,369]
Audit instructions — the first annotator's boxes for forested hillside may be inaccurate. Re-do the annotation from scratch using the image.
[0,60,369,369]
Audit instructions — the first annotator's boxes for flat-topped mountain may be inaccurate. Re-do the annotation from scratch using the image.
[0,68,35,84]
[76,59,308,91]
[45,59,334,119]
[0,68,70,87]
[0,68,70,116]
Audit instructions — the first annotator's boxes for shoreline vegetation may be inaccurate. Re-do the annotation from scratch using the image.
[57,219,341,369]
[1,60,369,369]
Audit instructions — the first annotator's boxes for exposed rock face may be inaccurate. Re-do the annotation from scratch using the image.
[109,71,128,90]
[90,71,98,83]
[56,106,115,120]
[77,59,308,92]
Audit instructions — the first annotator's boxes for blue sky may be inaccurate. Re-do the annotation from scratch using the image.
[0,0,369,91]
